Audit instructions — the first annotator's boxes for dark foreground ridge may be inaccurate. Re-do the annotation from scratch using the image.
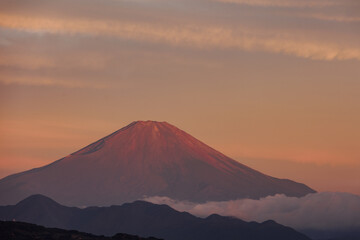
[0,221,162,240]
[0,120,315,206]
[0,194,311,240]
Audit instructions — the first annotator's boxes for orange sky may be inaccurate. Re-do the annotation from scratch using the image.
[0,0,359,195]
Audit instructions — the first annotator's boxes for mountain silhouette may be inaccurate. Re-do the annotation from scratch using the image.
[0,221,162,240]
[0,121,315,206]
[0,194,311,240]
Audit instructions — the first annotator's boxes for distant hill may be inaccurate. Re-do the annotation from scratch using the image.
[0,221,162,240]
[0,121,315,206]
[0,194,311,240]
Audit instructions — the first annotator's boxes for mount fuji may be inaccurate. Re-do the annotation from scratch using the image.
[0,121,315,206]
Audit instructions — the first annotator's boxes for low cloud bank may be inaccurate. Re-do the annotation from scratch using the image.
[144,192,360,231]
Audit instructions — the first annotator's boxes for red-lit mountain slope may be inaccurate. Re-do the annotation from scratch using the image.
[0,121,315,206]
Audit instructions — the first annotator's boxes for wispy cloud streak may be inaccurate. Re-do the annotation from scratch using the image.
[214,0,351,8]
[308,14,360,22]
[0,74,106,88]
[1,14,359,61]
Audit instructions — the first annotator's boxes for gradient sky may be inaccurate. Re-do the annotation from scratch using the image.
[1,0,359,195]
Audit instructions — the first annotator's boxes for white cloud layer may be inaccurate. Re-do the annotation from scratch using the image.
[144,192,360,231]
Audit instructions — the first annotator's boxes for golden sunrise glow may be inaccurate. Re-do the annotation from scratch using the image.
[0,0,359,195]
